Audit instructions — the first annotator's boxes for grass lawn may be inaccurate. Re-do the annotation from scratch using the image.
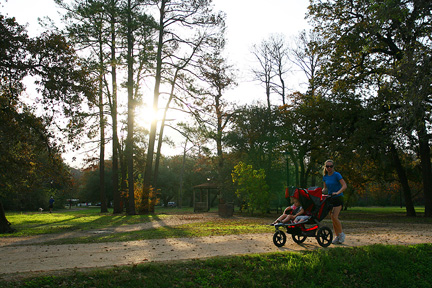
[2,208,169,237]
[2,205,430,237]
[1,206,431,245]
[1,206,431,287]
[2,207,272,244]
[341,206,429,222]
[1,244,431,287]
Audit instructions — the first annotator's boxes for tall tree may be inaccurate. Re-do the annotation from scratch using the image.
[104,0,121,213]
[197,36,236,199]
[251,40,274,110]
[56,0,112,213]
[280,30,326,187]
[125,0,136,215]
[153,39,205,191]
[290,29,325,97]
[309,0,432,216]
[57,0,156,214]
[251,36,290,191]
[142,0,224,212]
[0,15,93,232]
[97,18,107,213]
[123,0,156,215]
[268,34,290,105]
[226,105,282,173]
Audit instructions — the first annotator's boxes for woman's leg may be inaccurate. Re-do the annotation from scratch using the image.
[331,206,342,236]
[330,205,343,236]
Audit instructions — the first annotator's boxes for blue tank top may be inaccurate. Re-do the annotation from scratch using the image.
[323,172,343,197]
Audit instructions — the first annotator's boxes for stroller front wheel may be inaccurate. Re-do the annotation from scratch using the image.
[273,230,287,247]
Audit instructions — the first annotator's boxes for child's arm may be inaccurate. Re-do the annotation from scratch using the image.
[293,208,304,218]
[283,206,292,214]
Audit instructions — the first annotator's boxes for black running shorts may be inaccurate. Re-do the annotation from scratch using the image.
[330,195,344,208]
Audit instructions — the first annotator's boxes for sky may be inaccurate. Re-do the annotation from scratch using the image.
[213,0,311,103]
[2,0,311,168]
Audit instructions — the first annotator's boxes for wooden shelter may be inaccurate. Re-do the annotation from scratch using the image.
[192,183,219,212]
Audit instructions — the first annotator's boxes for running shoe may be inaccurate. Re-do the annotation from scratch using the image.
[338,232,346,243]
[332,235,340,244]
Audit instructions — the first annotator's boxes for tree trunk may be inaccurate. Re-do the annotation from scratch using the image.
[125,0,136,215]
[99,92,107,213]
[153,72,177,189]
[390,143,416,217]
[417,127,432,217]
[299,150,306,187]
[0,201,16,234]
[277,68,286,105]
[178,139,188,208]
[153,38,200,189]
[143,0,166,213]
[98,39,108,213]
[215,92,225,201]
[111,10,121,214]
[119,145,127,211]
[153,111,165,191]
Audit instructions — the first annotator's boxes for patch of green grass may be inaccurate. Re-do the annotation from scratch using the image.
[340,206,431,223]
[3,208,168,237]
[2,207,272,244]
[38,219,270,245]
[1,244,431,287]
[3,206,432,244]
[347,206,424,213]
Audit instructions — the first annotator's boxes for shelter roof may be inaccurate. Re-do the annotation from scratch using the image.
[193,183,219,189]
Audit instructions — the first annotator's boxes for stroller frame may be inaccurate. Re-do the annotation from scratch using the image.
[272,187,334,248]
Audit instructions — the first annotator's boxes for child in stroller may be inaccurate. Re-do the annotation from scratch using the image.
[271,198,305,225]
[272,187,334,247]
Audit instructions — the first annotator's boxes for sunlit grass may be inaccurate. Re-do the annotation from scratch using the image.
[38,219,270,245]
[3,208,168,237]
[2,206,431,243]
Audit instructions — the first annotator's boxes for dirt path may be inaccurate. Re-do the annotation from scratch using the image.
[1,213,431,280]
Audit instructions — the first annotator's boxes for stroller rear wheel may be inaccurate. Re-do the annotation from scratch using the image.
[273,230,287,247]
[292,234,307,244]
[316,226,333,247]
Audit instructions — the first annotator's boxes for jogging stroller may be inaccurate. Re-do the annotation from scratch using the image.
[272,187,334,248]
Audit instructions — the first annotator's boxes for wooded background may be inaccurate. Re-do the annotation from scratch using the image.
[1,0,431,233]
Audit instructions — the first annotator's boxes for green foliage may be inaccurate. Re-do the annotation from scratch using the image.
[278,93,332,187]
[78,166,113,204]
[232,162,270,214]
[0,84,71,210]
[226,105,285,200]
[0,15,92,211]
[307,0,432,214]
[155,157,181,205]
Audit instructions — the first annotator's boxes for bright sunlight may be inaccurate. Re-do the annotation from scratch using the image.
[135,105,160,129]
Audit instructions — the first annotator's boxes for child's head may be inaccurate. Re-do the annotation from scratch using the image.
[292,198,300,206]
